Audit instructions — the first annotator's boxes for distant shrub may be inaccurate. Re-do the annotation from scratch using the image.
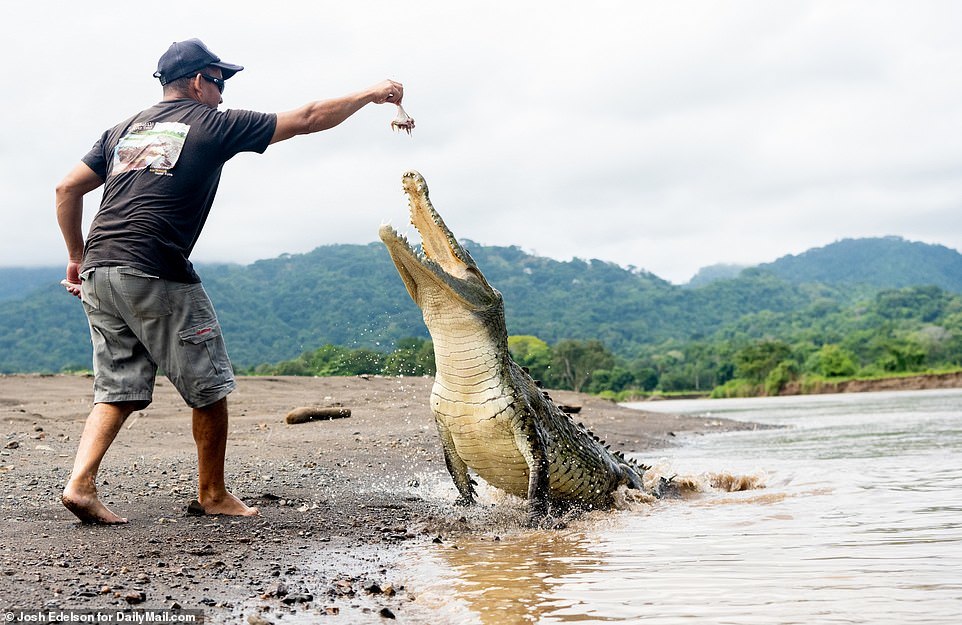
[710,379,759,398]
[807,344,858,378]
[765,359,799,395]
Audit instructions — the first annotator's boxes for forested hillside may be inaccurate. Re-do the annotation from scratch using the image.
[2,237,961,398]
[761,237,962,291]
[256,283,962,398]
[0,243,831,371]
[0,267,63,302]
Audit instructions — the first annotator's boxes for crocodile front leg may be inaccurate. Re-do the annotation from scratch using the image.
[514,420,550,522]
[435,419,477,505]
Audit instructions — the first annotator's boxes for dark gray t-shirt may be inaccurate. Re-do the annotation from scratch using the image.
[81,99,276,283]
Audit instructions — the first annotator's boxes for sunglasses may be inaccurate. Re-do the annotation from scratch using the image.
[198,73,225,94]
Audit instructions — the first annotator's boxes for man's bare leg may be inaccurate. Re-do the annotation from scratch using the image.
[192,397,258,516]
[62,402,137,524]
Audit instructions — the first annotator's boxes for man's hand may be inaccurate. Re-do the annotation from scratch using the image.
[62,261,82,299]
[372,79,405,105]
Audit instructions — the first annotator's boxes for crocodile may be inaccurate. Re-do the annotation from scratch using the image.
[379,171,657,519]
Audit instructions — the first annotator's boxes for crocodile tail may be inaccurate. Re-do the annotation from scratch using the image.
[612,450,647,491]
[620,462,645,490]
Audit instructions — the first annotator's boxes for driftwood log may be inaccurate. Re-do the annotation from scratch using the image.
[285,406,352,425]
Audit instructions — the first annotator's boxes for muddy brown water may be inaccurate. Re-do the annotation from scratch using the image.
[396,389,962,624]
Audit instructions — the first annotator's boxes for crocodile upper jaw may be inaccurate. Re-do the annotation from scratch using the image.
[379,171,498,312]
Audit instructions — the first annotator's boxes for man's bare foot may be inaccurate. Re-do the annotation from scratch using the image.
[61,487,128,525]
[194,491,259,517]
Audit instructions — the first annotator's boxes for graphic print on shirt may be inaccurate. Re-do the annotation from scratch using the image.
[111,122,190,177]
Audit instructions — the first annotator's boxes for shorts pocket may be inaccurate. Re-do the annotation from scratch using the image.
[179,321,222,346]
[79,268,99,309]
[118,267,171,318]
[177,320,225,380]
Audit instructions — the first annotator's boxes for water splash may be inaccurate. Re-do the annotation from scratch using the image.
[637,457,768,501]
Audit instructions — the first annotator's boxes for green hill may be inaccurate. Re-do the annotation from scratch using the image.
[0,267,64,301]
[685,263,747,288]
[761,236,962,292]
[1,236,960,375]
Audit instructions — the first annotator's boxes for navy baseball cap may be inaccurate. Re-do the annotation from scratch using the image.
[153,38,244,85]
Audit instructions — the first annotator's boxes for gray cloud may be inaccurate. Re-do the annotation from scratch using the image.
[3,0,961,284]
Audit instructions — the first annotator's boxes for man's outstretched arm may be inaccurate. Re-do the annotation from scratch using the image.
[270,79,403,145]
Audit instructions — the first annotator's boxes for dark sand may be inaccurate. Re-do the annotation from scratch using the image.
[0,374,757,623]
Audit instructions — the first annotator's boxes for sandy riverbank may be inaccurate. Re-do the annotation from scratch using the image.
[0,374,756,623]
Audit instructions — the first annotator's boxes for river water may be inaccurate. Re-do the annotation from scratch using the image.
[399,388,962,624]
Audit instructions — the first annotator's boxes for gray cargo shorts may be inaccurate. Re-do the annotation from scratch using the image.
[80,266,236,408]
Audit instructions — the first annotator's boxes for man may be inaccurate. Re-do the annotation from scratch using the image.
[56,38,405,524]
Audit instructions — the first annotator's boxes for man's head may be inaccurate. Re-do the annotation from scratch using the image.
[154,38,242,85]
[155,38,241,107]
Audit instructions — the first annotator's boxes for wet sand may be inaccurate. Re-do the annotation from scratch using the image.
[0,374,756,623]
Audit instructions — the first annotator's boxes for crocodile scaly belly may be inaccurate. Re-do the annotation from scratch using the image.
[432,386,530,497]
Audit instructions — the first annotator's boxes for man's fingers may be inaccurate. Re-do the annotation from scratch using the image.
[378,80,403,104]
[61,279,82,298]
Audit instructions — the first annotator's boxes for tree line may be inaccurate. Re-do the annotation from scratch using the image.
[249,284,962,398]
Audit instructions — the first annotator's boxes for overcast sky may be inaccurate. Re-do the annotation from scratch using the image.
[3,1,960,284]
